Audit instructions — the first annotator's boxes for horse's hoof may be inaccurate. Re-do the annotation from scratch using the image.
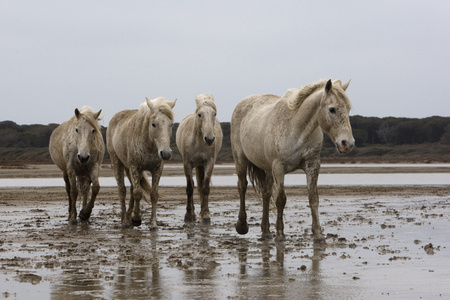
[121,222,132,229]
[184,214,196,222]
[313,236,326,244]
[79,209,91,221]
[201,217,211,224]
[274,235,285,243]
[132,218,142,227]
[236,220,249,235]
[258,232,273,241]
[68,219,78,225]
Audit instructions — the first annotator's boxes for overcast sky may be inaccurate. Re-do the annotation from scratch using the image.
[1,1,449,126]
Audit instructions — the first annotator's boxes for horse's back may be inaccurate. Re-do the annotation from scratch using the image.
[232,94,280,125]
[175,113,195,155]
[49,119,72,173]
[106,109,138,152]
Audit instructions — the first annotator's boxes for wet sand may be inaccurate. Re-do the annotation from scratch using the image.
[0,165,449,299]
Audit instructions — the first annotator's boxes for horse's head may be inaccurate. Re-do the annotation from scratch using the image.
[74,107,102,164]
[318,80,354,153]
[146,97,177,160]
[195,94,218,146]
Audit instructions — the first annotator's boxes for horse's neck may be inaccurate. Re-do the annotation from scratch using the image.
[134,110,153,146]
[289,91,323,140]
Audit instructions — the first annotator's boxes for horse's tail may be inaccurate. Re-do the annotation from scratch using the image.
[140,175,152,204]
[247,161,277,214]
[247,161,266,196]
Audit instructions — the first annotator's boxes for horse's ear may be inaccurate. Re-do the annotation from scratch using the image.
[146,97,155,113]
[94,109,102,120]
[75,108,81,119]
[342,79,351,91]
[167,98,177,108]
[325,79,332,94]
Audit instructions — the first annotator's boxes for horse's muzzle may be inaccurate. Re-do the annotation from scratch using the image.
[204,136,215,146]
[77,154,90,164]
[160,149,172,160]
[336,139,354,153]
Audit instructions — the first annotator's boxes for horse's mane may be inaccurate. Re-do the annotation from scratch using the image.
[140,97,174,120]
[78,106,102,130]
[195,94,217,113]
[286,79,351,110]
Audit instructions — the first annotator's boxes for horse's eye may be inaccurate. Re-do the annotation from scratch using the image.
[75,128,79,133]
[214,113,217,117]
[329,107,336,114]
[198,113,202,118]
[152,123,156,128]
[92,129,95,134]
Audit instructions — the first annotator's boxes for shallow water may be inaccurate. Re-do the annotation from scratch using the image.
[0,172,449,188]
[0,193,449,299]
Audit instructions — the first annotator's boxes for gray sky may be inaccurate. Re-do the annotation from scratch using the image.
[1,1,449,126]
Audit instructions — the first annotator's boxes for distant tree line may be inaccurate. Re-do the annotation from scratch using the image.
[0,115,449,163]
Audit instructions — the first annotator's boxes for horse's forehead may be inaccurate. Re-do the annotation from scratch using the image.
[75,115,97,129]
[152,108,173,121]
[329,92,351,110]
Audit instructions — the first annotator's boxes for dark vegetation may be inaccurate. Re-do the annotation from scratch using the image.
[1,115,449,165]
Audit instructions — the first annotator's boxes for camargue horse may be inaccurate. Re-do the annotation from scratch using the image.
[107,97,176,228]
[231,79,354,242]
[176,94,223,223]
[49,107,105,225]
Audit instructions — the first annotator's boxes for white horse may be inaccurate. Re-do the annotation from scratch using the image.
[49,107,105,224]
[231,79,354,242]
[176,94,223,223]
[106,97,176,228]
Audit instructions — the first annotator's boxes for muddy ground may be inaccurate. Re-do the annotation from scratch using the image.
[0,165,449,299]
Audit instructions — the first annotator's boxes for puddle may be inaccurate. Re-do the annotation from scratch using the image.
[0,189,449,299]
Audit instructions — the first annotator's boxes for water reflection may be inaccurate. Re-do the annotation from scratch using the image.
[112,231,163,299]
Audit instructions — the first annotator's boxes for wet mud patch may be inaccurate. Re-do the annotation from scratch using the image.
[0,186,449,299]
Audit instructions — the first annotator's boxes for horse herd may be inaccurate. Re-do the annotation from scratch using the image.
[49,79,354,243]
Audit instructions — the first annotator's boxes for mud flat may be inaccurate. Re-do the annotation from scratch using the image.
[0,166,449,299]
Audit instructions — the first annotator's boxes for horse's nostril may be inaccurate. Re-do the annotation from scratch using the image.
[77,154,90,164]
[205,136,215,145]
[160,150,172,160]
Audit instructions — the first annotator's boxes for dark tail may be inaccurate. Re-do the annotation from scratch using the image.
[247,161,266,196]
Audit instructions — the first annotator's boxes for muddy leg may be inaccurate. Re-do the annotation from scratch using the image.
[113,162,128,226]
[80,167,100,221]
[129,168,143,227]
[305,160,324,243]
[63,173,71,217]
[78,176,91,221]
[68,171,78,225]
[183,164,196,222]
[149,167,163,230]
[273,168,286,242]
[261,173,273,240]
[197,165,212,224]
[235,158,249,234]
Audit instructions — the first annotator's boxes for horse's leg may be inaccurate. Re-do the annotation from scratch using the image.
[149,166,163,230]
[128,167,142,227]
[235,156,249,234]
[261,172,273,239]
[273,166,287,242]
[79,165,100,221]
[197,163,213,224]
[305,160,324,243]
[63,173,71,217]
[78,175,90,221]
[183,163,196,222]
[67,170,78,225]
[112,158,128,226]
